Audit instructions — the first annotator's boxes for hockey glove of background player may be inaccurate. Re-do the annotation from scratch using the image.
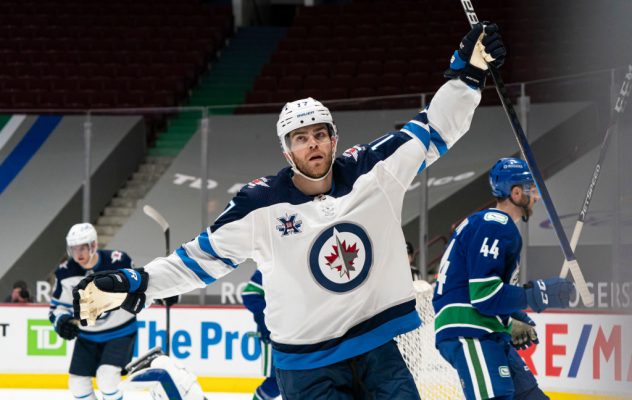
[510,311,539,350]
[253,311,271,344]
[73,268,149,326]
[524,277,575,313]
[445,22,506,89]
[55,314,79,340]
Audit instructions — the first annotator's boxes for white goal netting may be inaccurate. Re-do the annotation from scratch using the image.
[396,280,465,399]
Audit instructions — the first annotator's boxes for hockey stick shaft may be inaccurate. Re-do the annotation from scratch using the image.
[561,64,632,278]
[459,0,594,306]
[142,204,172,355]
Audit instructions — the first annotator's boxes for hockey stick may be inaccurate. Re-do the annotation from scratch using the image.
[142,204,172,355]
[143,205,170,256]
[561,64,632,278]
[459,0,594,306]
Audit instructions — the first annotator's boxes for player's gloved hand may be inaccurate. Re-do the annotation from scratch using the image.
[73,268,149,326]
[55,314,79,340]
[524,277,575,313]
[445,22,506,89]
[510,311,539,350]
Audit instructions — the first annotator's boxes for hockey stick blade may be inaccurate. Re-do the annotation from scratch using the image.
[143,204,171,257]
[459,0,593,307]
[143,205,169,233]
[561,64,632,281]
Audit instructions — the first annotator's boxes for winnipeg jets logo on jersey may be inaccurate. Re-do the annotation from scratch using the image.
[247,177,270,189]
[325,235,359,279]
[276,214,302,236]
[309,223,373,293]
[342,145,365,162]
[111,251,123,263]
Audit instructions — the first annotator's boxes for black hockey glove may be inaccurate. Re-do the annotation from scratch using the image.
[524,277,575,313]
[510,311,539,350]
[445,22,506,89]
[73,268,149,325]
[55,314,79,340]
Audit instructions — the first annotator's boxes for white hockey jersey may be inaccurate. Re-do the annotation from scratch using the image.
[143,80,481,370]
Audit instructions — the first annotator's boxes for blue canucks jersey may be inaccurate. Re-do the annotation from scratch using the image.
[242,269,265,313]
[432,209,528,344]
[49,249,138,342]
[242,269,266,327]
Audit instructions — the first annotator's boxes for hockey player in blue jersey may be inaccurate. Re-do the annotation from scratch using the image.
[432,158,576,400]
[50,223,138,400]
[242,269,280,400]
[74,23,507,399]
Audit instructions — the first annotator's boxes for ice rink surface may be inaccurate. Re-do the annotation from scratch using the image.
[0,389,254,400]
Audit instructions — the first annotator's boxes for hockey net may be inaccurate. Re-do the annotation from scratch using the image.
[396,280,465,399]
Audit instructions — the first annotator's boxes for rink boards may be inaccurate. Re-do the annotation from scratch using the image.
[0,304,630,398]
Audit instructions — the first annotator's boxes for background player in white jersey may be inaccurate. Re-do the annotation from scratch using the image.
[49,223,138,400]
[74,23,506,399]
[242,269,280,400]
[432,158,575,400]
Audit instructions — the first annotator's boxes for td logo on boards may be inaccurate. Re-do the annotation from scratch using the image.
[27,319,66,356]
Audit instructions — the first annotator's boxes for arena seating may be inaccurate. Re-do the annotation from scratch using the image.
[0,0,232,140]
[244,0,624,112]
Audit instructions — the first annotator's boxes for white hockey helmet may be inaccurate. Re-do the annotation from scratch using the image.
[276,97,338,181]
[66,222,98,257]
[276,97,337,153]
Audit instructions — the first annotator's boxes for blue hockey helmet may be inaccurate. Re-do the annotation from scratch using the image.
[489,157,534,198]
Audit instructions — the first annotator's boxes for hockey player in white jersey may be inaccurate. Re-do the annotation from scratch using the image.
[50,223,138,400]
[74,23,506,399]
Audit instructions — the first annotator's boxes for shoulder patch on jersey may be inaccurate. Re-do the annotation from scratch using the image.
[247,177,270,189]
[342,145,366,162]
[484,211,509,225]
[111,250,123,263]
[276,213,303,236]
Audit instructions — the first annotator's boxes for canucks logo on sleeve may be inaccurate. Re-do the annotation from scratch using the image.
[432,209,522,344]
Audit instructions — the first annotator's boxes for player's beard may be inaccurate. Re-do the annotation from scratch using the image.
[520,194,534,220]
[293,150,334,179]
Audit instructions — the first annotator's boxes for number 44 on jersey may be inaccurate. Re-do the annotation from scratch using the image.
[480,237,500,259]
